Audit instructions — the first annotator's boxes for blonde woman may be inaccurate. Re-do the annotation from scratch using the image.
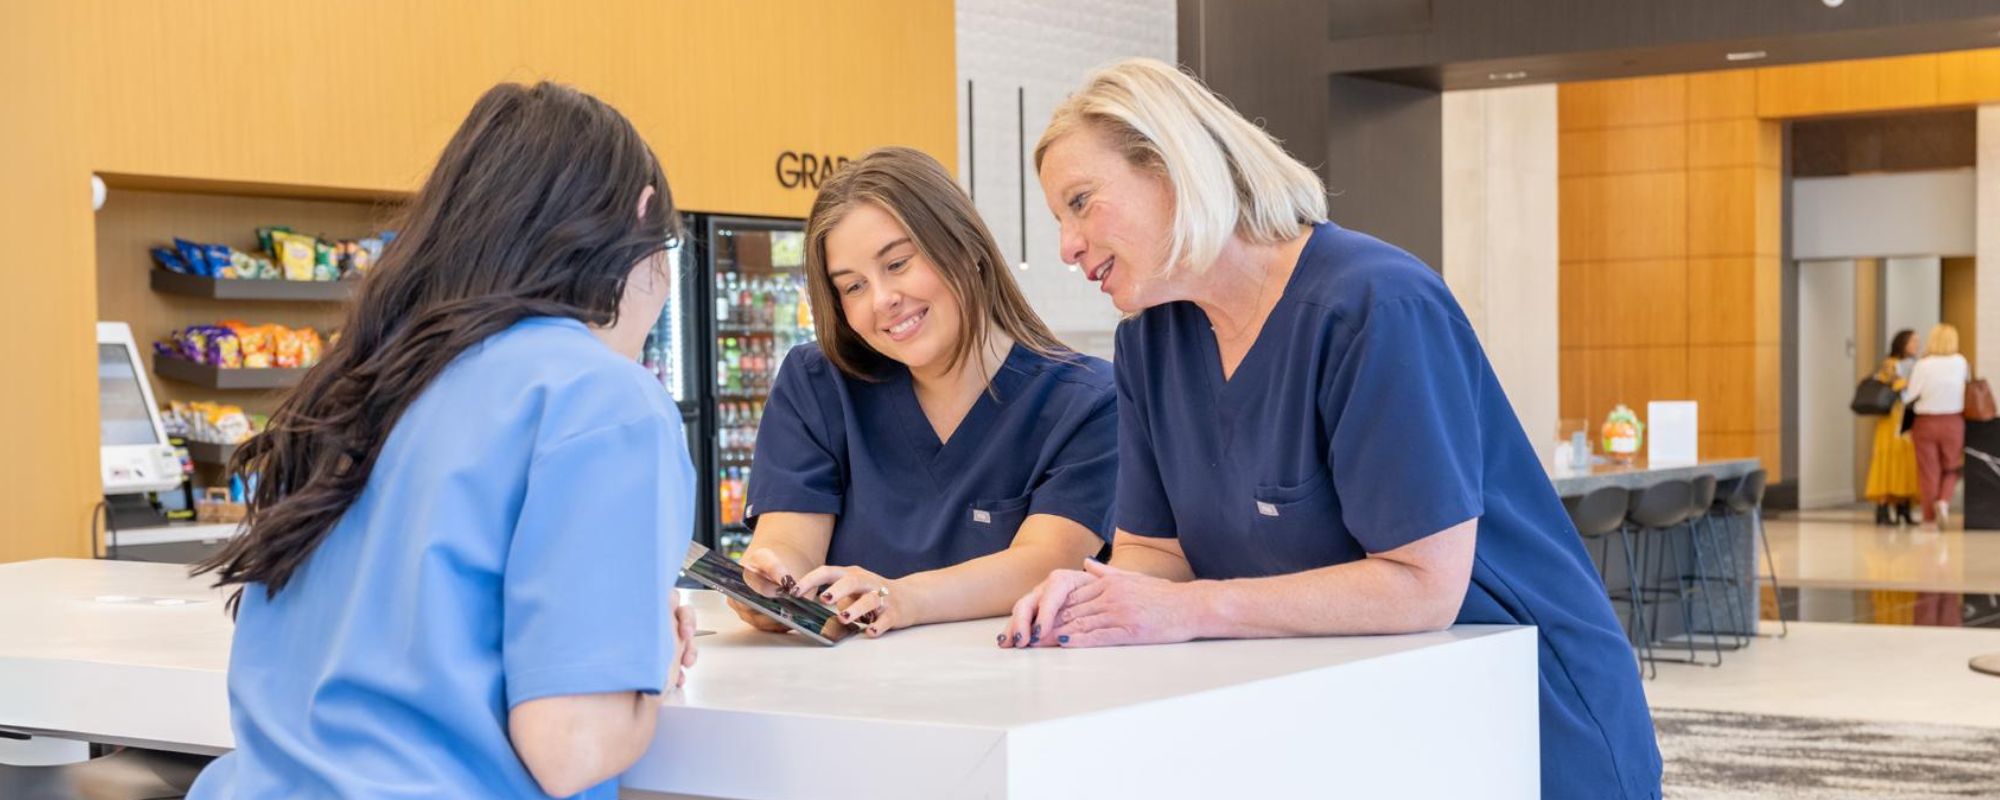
[732,147,1114,639]
[1904,323,1970,529]
[1004,59,1661,799]
[1866,329,1921,526]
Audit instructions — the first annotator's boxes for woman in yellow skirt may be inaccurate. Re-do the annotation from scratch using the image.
[1868,329,1921,525]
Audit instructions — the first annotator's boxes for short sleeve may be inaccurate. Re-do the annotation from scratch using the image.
[745,352,844,524]
[1325,300,1485,554]
[502,412,695,708]
[1111,332,1178,538]
[1025,393,1118,541]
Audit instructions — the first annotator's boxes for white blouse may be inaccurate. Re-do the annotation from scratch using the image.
[1903,354,1969,416]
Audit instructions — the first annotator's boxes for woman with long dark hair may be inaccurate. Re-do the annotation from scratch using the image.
[1866,329,1921,525]
[188,82,699,799]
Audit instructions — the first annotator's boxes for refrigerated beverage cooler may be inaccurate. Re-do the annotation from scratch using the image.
[640,215,814,560]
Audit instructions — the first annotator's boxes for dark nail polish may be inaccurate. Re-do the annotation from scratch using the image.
[1012,633,1023,645]
[996,634,1005,645]
[822,593,834,602]
[839,612,850,621]
[1059,635,1070,645]
[1033,625,1041,639]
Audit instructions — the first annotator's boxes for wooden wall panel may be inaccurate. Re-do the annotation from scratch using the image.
[1558,76,1686,130]
[1688,120,1771,169]
[1943,257,1978,370]
[1688,345,1758,432]
[1687,168,1762,257]
[1754,256,1783,346]
[75,0,957,220]
[0,3,95,562]
[1854,261,1882,500]
[1562,260,1689,347]
[1701,431,1759,463]
[1559,125,1687,176]
[1574,347,1690,421]
[1937,50,2000,106]
[1755,54,1940,119]
[1559,173,1689,261]
[1687,257,1757,345]
[1686,69,1757,122]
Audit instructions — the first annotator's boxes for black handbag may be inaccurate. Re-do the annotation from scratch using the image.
[1851,376,1898,415]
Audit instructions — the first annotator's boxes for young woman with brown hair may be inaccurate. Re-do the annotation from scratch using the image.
[731,146,1113,641]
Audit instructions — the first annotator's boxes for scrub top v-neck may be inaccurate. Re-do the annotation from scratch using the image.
[747,342,1116,578]
[1114,222,1664,799]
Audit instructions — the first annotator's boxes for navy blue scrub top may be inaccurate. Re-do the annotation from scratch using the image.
[1115,223,1663,800]
[746,342,1116,578]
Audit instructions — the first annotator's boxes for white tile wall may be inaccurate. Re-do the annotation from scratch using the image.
[1441,86,1561,454]
[957,0,1176,357]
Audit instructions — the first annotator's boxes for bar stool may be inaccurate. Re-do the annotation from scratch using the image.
[1565,486,1644,672]
[1691,475,1753,649]
[1624,479,1704,678]
[1680,475,1734,660]
[1714,469,1786,638]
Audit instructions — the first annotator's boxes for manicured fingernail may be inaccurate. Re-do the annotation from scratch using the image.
[822,593,833,602]
[839,611,850,621]
[996,634,1005,645]
[1012,633,1023,645]
[1059,635,1070,645]
[1033,625,1042,639]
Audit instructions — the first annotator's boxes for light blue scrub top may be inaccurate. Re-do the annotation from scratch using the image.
[189,317,695,800]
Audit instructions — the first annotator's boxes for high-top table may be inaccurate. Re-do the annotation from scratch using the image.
[1550,457,1761,497]
[0,559,1539,799]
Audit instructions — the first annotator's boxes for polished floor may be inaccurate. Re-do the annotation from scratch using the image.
[1642,506,2000,730]
[1765,507,2000,595]
[1644,621,2000,730]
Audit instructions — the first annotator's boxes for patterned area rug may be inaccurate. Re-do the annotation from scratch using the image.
[1656,707,2000,799]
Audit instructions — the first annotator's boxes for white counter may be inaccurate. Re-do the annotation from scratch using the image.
[0,559,1540,799]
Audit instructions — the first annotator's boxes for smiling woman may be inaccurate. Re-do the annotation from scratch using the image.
[723,147,1118,644]
[1009,58,1665,800]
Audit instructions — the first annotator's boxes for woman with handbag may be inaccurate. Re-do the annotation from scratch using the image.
[1866,330,1921,526]
[1903,324,1970,530]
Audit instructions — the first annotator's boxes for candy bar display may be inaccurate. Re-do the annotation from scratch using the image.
[155,321,326,370]
[150,226,394,282]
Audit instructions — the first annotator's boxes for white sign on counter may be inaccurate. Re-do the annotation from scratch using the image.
[1648,401,1698,467]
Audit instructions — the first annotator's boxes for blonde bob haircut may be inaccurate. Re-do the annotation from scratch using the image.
[1035,57,1327,277]
[1927,323,1961,357]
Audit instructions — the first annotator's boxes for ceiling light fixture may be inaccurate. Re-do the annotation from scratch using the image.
[1487,70,1529,81]
[1725,50,1769,62]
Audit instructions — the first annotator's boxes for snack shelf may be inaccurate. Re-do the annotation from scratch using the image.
[153,358,308,390]
[151,270,356,302]
[183,441,240,467]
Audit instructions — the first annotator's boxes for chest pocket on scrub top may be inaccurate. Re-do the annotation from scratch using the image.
[1248,467,1351,569]
[967,494,1032,539]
